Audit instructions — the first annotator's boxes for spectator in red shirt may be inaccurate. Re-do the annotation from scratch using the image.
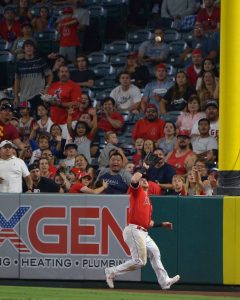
[97,97,124,133]
[47,65,82,139]
[196,0,220,34]
[58,6,80,63]
[0,6,21,44]
[132,104,165,143]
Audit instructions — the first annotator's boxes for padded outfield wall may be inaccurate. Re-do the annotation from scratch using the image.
[0,194,239,285]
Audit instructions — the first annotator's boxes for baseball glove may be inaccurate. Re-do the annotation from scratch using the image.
[144,152,159,168]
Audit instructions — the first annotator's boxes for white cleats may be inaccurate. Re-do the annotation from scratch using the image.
[105,267,115,289]
[162,275,180,290]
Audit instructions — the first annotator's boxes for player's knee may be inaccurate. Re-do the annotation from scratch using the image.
[134,258,146,267]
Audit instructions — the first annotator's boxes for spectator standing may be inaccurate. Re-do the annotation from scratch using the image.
[0,140,32,193]
[141,63,173,113]
[47,65,82,139]
[31,6,52,32]
[138,27,170,66]
[196,0,220,34]
[18,101,35,143]
[14,39,53,113]
[70,54,95,88]
[36,103,54,133]
[110,72,141,114]
[132,104,165,143]
[58,6,80,63]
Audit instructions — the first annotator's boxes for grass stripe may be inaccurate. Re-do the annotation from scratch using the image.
[0,286,238,300]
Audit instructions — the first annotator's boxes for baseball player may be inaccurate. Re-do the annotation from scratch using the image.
[105,157,180,289]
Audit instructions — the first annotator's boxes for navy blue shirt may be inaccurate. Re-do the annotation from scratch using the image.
[97,173,129,194]
[147,163,176,184]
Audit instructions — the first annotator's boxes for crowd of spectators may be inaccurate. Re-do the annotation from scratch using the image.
[0,0,220,196]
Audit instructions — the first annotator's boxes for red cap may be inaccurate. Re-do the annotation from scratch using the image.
[79,172,92,180]
[63,7,73,14]
[192,49,202,55]
[177,130,190,138]
[155,63,167,70]
[127,52,138,59]
[145,103,158,112]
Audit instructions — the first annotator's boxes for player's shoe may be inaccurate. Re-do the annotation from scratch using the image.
[162,275,180,290]
[105,267,115,289]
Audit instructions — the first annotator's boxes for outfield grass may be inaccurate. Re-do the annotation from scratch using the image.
[0,286,237,300]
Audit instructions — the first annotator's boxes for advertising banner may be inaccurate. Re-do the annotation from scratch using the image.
[0,194,141,281]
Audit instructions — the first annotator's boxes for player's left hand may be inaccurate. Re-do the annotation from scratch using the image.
[162,222,173,230]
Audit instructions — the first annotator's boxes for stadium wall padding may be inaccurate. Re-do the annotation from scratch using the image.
[0,194,239,285]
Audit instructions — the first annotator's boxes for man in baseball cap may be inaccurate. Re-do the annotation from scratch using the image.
[0,140,14,148]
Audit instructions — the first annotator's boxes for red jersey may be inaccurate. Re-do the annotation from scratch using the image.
[68,182,85,193]
[186,65,199,86]
[0,20,21,42]
[127,184,152,229]
[48,80,82,124]
[98,112,124,132]
[167,150,193,175]
[132,118,165,141]
[59,17,80,47]
[196,7,220,32]
[0,120,19,142]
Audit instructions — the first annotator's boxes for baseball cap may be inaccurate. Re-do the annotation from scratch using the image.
[78,173,92,180]
[205,100,218,109]
[0,140,14,148]
[0,103,14,111]
[19,101,31,109]
[192,49,202,55]
[28,163,40,172]
[177,130,190,138]
[64,143,78,151]
[127,52,138,59]
[146,103,157,111]
[63,7,73,14]
[155,63,167,70]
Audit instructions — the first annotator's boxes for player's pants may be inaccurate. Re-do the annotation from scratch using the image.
[110,224,170,288]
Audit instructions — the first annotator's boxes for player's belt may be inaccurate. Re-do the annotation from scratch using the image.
[129,224,147,232]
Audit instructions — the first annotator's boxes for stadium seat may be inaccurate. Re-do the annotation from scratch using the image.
[164,29,181,43]
[161,111,182,123]
[0,39,11,51]
[88,52,109,66]
[104,40,131,56]
[169,40,188,56]
[182,31,194,43]
[127,29,152,44]
[93,77,117,91]
[82,0,102,7]
[109,53,128,67]
[94,88,112,101]
[91,63,116,79]
[34,29,59,55]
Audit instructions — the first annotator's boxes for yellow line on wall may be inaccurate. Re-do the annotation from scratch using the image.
[223,196,240,284]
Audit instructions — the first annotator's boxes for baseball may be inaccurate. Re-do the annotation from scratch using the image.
[155,36,162,43]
